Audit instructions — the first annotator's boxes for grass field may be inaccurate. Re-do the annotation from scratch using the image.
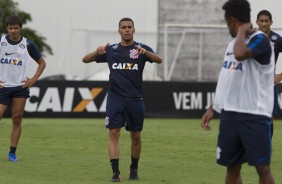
[0,118,281,184]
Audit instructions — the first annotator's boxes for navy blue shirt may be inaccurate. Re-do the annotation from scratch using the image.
[269,31,282,63]
[96,41,154,98]
[5,35,41,62]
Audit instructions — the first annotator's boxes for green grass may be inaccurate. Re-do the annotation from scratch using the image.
[0,118,281,184]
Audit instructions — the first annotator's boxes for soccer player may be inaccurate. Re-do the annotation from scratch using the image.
[256,10,282,137]
[201,0,275,183]
[0,15,46,161]
[82,17,162,182]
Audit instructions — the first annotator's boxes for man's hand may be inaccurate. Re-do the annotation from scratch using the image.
[0,80,4,88]
[82,43,109,63]
[21,78,36,88]
[238,23,256,38]
[274,73,282,85]
[96,43,110,55]
[201,106,214,131]
[135,45,147,55]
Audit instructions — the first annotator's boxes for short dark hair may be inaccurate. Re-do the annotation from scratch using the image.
[257,10,272,21]
[222,0,251,23]
[6,15,23,27]
[118,17,134,28]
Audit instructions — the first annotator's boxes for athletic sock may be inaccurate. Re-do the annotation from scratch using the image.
[110,159,120,175]
[130,156,139,170]
[9,146,17,154]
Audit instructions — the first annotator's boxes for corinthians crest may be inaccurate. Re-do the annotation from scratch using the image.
[129,49,139,59]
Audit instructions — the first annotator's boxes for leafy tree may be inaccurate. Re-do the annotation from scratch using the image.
[0,0,53,55]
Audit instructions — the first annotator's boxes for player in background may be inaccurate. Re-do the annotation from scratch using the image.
[82,17,162,182]
[201,0,275,183]
[0,15,46,161]
[256,10,282,137]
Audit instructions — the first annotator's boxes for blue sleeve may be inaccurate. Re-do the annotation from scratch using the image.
[27,40,42,61]
[96,54,107,63]
[248,34,271,65]
[141,44,155,63]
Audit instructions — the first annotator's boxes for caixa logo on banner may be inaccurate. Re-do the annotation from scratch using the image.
[25,87,107,112]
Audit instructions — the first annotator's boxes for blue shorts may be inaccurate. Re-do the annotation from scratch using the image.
[0,86,30,106]
[217,111,272,167]
[105,93,145,132]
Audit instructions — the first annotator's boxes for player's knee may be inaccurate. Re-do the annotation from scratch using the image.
[12,114,23,125]
[109,128,121,139]
[131,132,141,144]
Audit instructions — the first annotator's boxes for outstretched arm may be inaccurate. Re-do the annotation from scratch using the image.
[82,43,109,63]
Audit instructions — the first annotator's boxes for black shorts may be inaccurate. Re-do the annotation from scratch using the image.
[217,111,272,167]
[0,86,30,106]
[105,93,145,132]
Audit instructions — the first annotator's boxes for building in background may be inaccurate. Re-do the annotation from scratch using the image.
[158,0,282,81]
[14,0,282,81]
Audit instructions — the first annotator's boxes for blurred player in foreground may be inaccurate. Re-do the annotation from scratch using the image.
[256,10,282,138]
[0,15,46,161]
[82,17,162,182]
[201,0,275,183]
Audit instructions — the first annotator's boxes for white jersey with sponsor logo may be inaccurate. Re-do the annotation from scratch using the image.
[0,36,33,87]
[213,32,274,117]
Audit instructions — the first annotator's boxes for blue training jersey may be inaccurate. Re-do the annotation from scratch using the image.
[96,41,154,98]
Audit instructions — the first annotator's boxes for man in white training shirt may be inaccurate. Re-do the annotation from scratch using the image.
[201,0,275,183]
[0,15,46,162]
